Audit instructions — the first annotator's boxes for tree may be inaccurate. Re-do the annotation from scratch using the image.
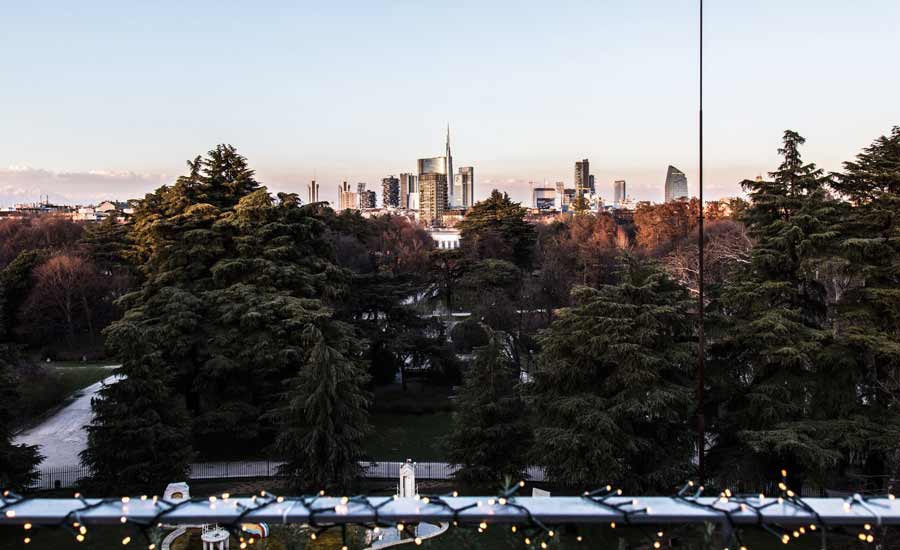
[81,353,194,493]
[706,130,882,490]
[84,146,368,490]
[829,126,900,491]
[634,199,700,252]
[458,190,536,268]
[275,324,370,491]
[662,219,752,294]
[445,332,532,482]
[0,286,42,491]
[529,257,695,490]
[18,254,101,348]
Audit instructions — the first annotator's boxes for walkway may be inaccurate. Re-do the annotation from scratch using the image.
[13,370,121,468]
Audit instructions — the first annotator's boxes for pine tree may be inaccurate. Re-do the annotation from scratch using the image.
[828,127,900,491]
[529,257,695,491]
[81,289,199,492]
[708,130,855,489]
[445,331,532,483]
[85,147,361,486]
[458,190,536,268]
[0,285,42,491]
[275,324,370,491]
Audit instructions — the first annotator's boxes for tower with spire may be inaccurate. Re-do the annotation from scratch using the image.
[445,124,453,206]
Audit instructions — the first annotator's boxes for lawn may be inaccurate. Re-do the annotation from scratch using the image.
[15,363,118,428]
[363,411,454,461]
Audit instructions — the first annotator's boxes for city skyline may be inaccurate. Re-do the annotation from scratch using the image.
[2,1,899,207]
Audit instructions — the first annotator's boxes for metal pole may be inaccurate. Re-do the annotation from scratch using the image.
[697,0,707,485]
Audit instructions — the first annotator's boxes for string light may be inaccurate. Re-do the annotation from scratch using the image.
[1,472,897,550]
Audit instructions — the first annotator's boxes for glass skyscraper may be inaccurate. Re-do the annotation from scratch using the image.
[664,165,688,202]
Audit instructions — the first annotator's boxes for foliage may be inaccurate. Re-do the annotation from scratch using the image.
[708,130,898,490]
[634,199,700,251]
[0,285,42,491]
[275,324,370,491]
[458,190,536,268]
[85,145,369,490]
[529,257,695,491]
[445,332,532,482]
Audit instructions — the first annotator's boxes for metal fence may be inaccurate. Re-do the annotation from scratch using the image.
[30,461,547,490]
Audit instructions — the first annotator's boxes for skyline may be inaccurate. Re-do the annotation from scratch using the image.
[2,1,899,207]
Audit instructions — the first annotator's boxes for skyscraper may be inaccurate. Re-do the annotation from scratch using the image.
[382,175,400,207]
[614,180,626,206]
[454,166,474,208]
[338,181,357,211]
[588,174,596,195]
[361,190,376,209]
[575,159,590,197]
[664,165,689,202]
[417,156,447,176]
[419,172,447,227]
[399,173,417,209]
[307,180,319,204]
[445,125,453,206]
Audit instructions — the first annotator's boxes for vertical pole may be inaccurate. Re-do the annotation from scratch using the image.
[697,0,707,484]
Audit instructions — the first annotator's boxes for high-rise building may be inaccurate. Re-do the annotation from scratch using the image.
[419,172,447,227]
[555,181,567,210]
[417,156,447,176]
[614,180,626,206]
[453,166,474,208]
[664,165,689,202]
[361,190,376,209]
[307,180,319,204]
[399,173,417,209]
[338,181,358,211]
[445,125,453,207]
[382,176,400,207]
[575,159,590,197]
[589,174,596,195]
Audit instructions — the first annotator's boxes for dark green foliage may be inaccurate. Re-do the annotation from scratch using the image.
[0,286,42,491]
[275,324,370,491]
[829,127,900,490]
[0,249,50,335]
[458,190,536,268]
[445,332,532,482]
[530,258,695,490]
[450,318,490,354]
[85,146,369,489]
[81,356,193,493]
[708,130,899,490]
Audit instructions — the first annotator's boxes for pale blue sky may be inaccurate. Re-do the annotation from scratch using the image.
[1,0,898,206]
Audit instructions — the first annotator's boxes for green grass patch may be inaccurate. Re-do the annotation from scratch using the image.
[363,411,453,461]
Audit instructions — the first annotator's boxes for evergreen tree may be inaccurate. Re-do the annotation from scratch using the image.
[0,286,42,491]
[708,130,867,489]
[458,190,536,268]
[81,341,194,493]
[529,257,695,490]
[275,324,370,491]
[445,331,532,483]
[828,127,900,490]
[85,146,364,489]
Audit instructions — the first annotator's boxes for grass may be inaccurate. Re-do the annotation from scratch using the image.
[363,411,454,461]
[15,364,117,429]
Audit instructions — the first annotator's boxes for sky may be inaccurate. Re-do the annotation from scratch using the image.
[1,0,898,207]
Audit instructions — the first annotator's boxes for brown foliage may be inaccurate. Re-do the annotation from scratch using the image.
[0,217,84,268]
[634,199,701,252]
[17,253,116,353]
